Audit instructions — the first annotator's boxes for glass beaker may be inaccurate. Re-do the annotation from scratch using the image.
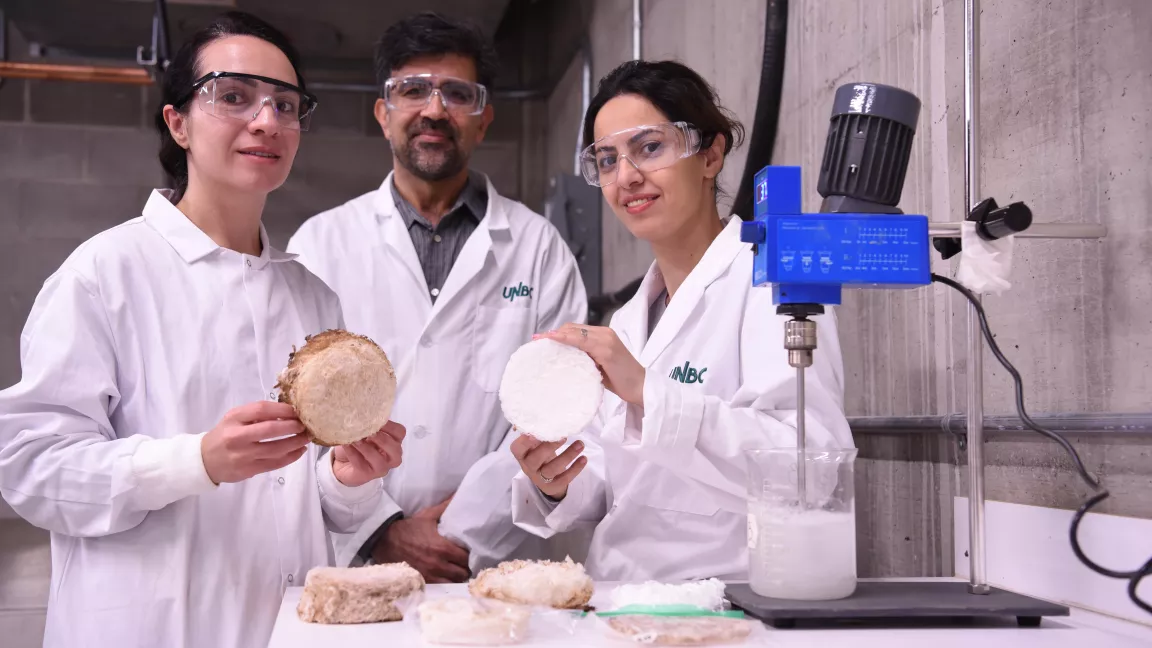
[745,447,859,600]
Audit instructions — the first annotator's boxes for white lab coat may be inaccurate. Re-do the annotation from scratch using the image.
[511,217,853,581]
[0,190,384,648]
[286,172,587,569]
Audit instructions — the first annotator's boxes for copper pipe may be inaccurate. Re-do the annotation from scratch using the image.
[0,61,152,85]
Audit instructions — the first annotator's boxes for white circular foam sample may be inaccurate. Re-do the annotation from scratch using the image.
[498,338,604,442]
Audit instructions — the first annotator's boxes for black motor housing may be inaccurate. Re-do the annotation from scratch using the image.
[818,83,921,214]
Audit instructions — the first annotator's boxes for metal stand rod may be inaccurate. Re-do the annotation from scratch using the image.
[963,0,991,596]
[928,222,1106,239]
[784,316,817,509]
[796,365,807,508]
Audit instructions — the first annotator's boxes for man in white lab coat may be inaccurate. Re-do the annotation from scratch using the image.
[286,12,587,582]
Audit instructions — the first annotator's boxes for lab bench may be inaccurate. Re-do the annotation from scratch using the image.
[268,579,1152,648]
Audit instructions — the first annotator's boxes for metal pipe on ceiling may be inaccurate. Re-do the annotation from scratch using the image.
[0,8,7,91]
[632,0,642,60]
[309,81,546,100]
[154,0,172,68]
[572,45,591,175]
[0,61,152,85]
[0,68,547,100]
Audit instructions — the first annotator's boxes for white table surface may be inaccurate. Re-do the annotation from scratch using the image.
[268,579,1152,647]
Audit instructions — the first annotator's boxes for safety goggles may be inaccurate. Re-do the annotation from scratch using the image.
[383,74,488,116]
[174,71,319,131]
[579,121,703,187]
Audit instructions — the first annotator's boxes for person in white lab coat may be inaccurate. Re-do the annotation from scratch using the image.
[0,12,404,648]
[286,12,587,581]
[509,60,854,581]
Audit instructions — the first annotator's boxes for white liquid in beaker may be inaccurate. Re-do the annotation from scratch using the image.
[748,502,857,600]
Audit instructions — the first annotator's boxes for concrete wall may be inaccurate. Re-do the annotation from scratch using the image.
[548,0,1152,579]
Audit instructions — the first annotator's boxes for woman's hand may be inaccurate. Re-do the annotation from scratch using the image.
[510,434,586,500]
[535,324,645,406]
[201,402,311,485]
[332,421,406,487]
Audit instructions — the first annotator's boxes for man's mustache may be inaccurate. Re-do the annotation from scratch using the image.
[408,119,456,142]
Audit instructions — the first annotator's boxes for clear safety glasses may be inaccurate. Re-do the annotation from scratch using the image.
[383,74,488,116]
[175,71,319,131]
[579,121,703,187]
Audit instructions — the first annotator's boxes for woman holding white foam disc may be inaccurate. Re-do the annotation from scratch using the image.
[509,60,854,582]
[499,336,604,489]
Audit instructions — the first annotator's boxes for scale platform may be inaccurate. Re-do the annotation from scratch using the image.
[726,581,1070,629]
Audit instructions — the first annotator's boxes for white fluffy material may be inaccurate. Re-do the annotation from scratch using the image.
[609,579,728,611]
[498,338,603,442]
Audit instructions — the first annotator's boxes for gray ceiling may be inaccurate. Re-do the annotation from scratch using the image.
[1,0,513,75]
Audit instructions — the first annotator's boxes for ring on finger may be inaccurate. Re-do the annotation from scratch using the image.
[538,471,554,484]
[580,328,588,340]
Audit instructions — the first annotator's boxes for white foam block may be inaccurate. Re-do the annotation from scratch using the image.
[498,338,604,442]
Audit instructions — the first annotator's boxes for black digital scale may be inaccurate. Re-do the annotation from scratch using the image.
[726,581,1070,629]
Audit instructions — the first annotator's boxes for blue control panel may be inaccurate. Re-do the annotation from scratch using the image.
[740,166,931,306]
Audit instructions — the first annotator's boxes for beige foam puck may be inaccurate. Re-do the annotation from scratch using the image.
[276,329,396,446]
[296,562,424,624]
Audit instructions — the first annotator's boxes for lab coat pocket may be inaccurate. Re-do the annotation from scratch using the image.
[472,305,532,392]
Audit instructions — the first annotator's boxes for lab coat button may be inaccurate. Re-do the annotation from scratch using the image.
[287,574,294,584]
[277,477,285,485]
[414,426,429,439]
[430,287,440,297]
[421,337,432,348]
[433,234,442,243]
[245,259,251,267]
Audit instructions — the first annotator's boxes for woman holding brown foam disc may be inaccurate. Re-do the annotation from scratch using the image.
[0,11,403,648]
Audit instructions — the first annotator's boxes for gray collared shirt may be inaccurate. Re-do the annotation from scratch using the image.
[648,287,669,338]
[390,170,489,302]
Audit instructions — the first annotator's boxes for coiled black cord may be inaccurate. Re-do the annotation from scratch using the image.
[931,273,1151,616]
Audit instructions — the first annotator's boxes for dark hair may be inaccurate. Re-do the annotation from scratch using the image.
[583,60,746,196]
[374,11,499,90]
[154,11,307,201]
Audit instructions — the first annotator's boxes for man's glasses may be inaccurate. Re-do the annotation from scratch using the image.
[383,74,488,116]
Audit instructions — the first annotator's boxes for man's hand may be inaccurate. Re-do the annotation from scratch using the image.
[370,496,471,583]
[332,421,405,487]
